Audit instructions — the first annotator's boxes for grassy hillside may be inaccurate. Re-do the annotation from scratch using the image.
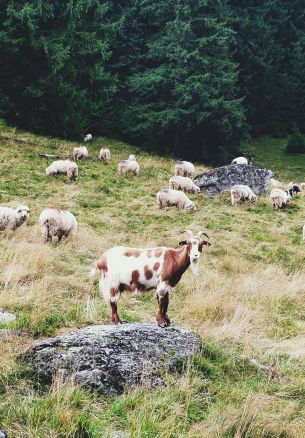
[1,126,305,437]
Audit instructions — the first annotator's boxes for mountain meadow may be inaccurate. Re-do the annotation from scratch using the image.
[1,1,305,437]
[1,125,305,437]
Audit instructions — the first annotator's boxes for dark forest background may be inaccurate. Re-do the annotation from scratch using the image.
[0,0,305,163]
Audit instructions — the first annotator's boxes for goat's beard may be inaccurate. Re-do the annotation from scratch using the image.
[190,259,199,275]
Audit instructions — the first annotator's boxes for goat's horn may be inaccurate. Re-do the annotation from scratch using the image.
[184,229,193,238]
[197,230,209,239]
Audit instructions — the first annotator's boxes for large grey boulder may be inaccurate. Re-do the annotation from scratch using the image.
[24,323,200,394]
[194,164,273,196]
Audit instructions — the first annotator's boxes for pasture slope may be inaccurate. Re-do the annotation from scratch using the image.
[1,126,305,437]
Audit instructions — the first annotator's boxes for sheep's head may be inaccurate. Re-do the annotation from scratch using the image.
[179,230,211,275]
[185,202,197,213]
[128,154,136,161]
[195,185,201,193]
[242,152,253,164]
[289,185,301,197]
[16,205,30,222]
[251,194,258,204]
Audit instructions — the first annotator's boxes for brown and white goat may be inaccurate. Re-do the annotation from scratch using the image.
[90,230,211,327]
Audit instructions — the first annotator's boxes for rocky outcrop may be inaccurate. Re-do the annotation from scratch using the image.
[24,323,200,394]
[194,164,273,196]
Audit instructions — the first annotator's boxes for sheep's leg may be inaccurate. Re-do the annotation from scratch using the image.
[57,231,65,242]
[156,282,171,328]
[43,223,52,242]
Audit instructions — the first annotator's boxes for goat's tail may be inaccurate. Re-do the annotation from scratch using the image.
[90,255,108,280]
[89,263,98,278]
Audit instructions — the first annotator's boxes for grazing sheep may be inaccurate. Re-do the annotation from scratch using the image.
[174,161,196,178]
[268,178,282,189]
[230,185,257,206]
[45,159,78,181]
[157,189,197,212]
[90,230,211,327]
[169,175,200,194]
[288,182,305,192]
[39,207,77,242]
[118,155,140,176]
[0,205,30,231]
[73,145,88,161]
[269,186,300,210]
[231,152,253,165]
[84,133,92,143]
[98,147,111,163]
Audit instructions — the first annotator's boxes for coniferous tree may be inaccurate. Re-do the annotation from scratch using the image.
[0,0,118,137]
[110,0,245,162]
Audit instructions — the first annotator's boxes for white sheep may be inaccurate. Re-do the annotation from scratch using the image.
[231,185,257,206]
[39,207,77,242]
[174,161,196,178]
[0,205,30,231]
[98,147,111,163]
[84,133,92,142]
[73,145,88,161]
[45,159,78,181]
[288,182,305,192]
[268,178,282,189]
[269,186,300,210]
[169,175,200,194]
[231,153,253,165]
[118,155,140,176]
[157,189,197,212]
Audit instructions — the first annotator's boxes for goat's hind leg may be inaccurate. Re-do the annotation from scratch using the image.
[109,287,122,324]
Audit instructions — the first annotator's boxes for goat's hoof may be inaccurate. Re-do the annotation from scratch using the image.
[157,318,170,328]
[112,318,122,324]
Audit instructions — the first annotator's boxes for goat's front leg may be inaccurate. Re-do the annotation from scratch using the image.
[110,301,122,324]
[156,282,171,328]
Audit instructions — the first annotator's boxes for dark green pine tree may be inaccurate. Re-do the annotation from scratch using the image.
[280,0,305,133]
[111,0,245,163]
[0,0,118,138]
[230,0,305,136]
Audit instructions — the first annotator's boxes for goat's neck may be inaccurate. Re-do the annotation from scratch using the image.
[175,245,191,268]
[163,245,191,286]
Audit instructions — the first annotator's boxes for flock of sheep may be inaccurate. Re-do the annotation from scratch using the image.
[1,144,305,239]
[1,138,305,326]
[230,152,303,211]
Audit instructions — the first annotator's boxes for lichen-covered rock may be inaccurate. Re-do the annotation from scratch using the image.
[194,164,273,196]
[24,323,200,394]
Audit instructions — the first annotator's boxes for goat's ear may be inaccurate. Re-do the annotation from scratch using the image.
[199,240,211,251]
[179,240,188,246]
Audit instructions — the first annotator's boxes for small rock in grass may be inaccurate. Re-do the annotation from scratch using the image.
[0,310,16,324]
